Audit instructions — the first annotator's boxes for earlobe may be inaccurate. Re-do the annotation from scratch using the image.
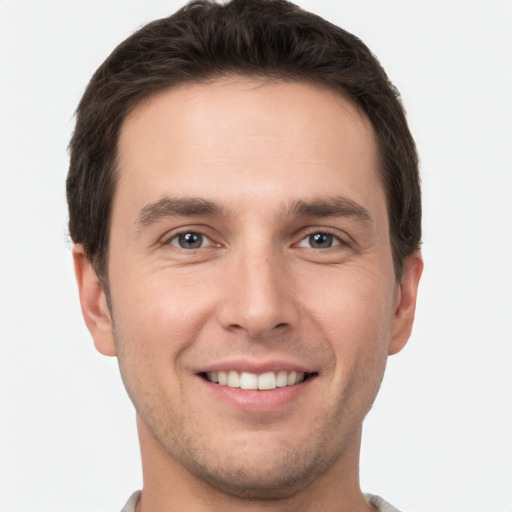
[72,245,117,357]
[388,251,423,355]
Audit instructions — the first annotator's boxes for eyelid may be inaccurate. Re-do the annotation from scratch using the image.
[159,226,221,248]
[294,228,351,249]
[157,225,351,250]
[168,232,212,249]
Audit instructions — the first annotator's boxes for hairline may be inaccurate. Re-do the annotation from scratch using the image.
[93,73,401,287]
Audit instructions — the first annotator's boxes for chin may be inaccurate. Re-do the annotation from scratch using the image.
[167,432,342,500]
[186,456,325,500]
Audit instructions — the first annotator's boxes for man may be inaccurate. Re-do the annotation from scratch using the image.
[67,0,423,510]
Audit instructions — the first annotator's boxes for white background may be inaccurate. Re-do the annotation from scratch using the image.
[0,1,511,511]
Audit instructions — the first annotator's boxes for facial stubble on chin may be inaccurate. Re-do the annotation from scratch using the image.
[110,305,388,501]
[123,370,385,499]
[141,411,356,500]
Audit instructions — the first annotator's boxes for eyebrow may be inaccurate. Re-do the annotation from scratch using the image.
[136,197,226,226]
[135,195,373,227]
[284,196,373,225]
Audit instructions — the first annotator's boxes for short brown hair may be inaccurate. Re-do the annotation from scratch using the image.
[67,0,421,281]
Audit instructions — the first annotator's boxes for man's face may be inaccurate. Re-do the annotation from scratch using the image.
[77,79,421,498]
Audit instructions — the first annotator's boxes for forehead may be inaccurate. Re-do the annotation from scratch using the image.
[115,79,385,223]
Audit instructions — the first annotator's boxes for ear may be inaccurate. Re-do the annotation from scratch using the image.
[72,245,117,357]
[388,251,423,356]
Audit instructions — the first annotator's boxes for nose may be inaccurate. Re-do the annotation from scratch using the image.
[216,244,299,338]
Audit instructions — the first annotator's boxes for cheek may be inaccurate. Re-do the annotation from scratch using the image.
[301,267,395,386]
[306,267,395,340]
[112,267,219,345]
[108,270,219,403]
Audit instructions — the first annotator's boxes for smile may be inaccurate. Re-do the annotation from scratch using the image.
[203,370,309,390]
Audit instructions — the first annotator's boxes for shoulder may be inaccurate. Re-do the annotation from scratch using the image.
[365,493,403,512]
[120,490,141,512]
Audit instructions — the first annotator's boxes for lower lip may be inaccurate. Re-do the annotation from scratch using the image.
[200,376,314,413]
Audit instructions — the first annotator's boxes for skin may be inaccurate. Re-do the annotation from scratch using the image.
[74,79,423,512]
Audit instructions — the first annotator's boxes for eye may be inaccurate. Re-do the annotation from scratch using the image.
[297,232,341,249]
[168,232,210,249]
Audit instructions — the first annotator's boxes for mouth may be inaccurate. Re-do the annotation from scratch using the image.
[200,370,316,390]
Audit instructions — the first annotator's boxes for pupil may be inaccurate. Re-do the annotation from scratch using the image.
[310,233,332,248]
[179,233,202,249]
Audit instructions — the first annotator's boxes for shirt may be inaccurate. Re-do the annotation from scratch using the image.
[121,490,401,511]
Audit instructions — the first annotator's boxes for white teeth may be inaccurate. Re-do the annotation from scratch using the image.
[240,372,258,390]
[276,370,288,387]
[287,371,297,386]
[205,370,306,390]
[227,370,240,388]
[258,371,276,390]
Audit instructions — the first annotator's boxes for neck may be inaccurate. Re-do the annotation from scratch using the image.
[135,415,374,512]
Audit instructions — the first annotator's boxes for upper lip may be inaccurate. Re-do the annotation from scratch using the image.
[196,359,315,375]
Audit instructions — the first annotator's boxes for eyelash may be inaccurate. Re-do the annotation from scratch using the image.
[163,228,348,251]
[165,231,217,250]
[295,230,345,250]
